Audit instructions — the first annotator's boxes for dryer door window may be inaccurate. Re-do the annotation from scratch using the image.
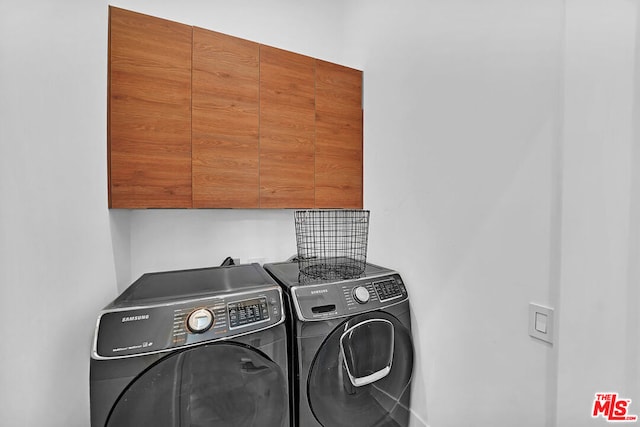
[308,311,414,427]
[340,318,394,387]
[106,343,288,427]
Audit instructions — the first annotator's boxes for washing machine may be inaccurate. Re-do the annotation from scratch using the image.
[90,263,289,427]
[264,260,414,427]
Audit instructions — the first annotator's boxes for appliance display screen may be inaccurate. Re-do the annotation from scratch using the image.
[373,279,404,301]
[228,297,269,328]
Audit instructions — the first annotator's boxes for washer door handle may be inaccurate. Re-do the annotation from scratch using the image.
[339,319,394,387]
[346,365,391,387]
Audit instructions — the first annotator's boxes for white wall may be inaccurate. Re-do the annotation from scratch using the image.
[0,1,115,425]
[346,1,564,425]
[124,209,297,290]
[346,1,640,426]
[2,0,640,426]
[558,0,640,425]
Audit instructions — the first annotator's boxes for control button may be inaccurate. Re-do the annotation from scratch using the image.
[187,308,214,333]
[352,286,370,304]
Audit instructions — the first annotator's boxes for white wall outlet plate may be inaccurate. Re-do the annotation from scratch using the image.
[529,303,554,344]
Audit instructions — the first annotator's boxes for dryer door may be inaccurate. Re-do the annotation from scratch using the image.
[105,343,287,427]
[308,311,414,427]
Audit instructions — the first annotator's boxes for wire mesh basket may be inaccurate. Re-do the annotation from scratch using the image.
[294,209,370,280]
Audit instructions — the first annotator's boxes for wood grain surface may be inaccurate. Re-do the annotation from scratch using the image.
[192,28,260,208]
[315,60,363,208]
[108,8,363,209]
[259,45,315,208]
[108,7,192,208]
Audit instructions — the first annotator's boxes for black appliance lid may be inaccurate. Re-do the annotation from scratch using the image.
[264,260,394,288]
[112,263,276,306]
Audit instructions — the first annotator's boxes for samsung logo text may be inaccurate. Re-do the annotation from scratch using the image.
[121,314,150,323]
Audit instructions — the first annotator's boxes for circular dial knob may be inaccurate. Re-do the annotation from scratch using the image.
[187,308,214,333]
[352,286,370,304]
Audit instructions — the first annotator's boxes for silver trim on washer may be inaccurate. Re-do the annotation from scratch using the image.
[290,272,408,322]
[91,286,285,360]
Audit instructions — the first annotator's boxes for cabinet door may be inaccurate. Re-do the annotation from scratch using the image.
[315,60,363,209]
[192,29,260,208]
[108,7,192,208]
[259,46,315,208]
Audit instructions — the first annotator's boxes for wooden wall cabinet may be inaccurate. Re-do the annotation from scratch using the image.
[108,7,192,208]
[259,46,316,208]
[108,7,363,209]
[315,60,363,209]
[192,28,260,208]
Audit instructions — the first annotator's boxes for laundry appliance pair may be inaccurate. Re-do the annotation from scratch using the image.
[90,262,414,427]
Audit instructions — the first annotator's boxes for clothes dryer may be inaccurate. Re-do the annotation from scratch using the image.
[264,261,414,427]
[90,263,289,427]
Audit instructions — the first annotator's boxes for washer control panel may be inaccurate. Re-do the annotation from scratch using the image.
[228,297,270,329]
[292,273,407,321]
[93,287,284,359]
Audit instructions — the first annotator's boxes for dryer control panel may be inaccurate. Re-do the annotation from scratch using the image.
[92,287,284,359]
[291,274,408,321]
